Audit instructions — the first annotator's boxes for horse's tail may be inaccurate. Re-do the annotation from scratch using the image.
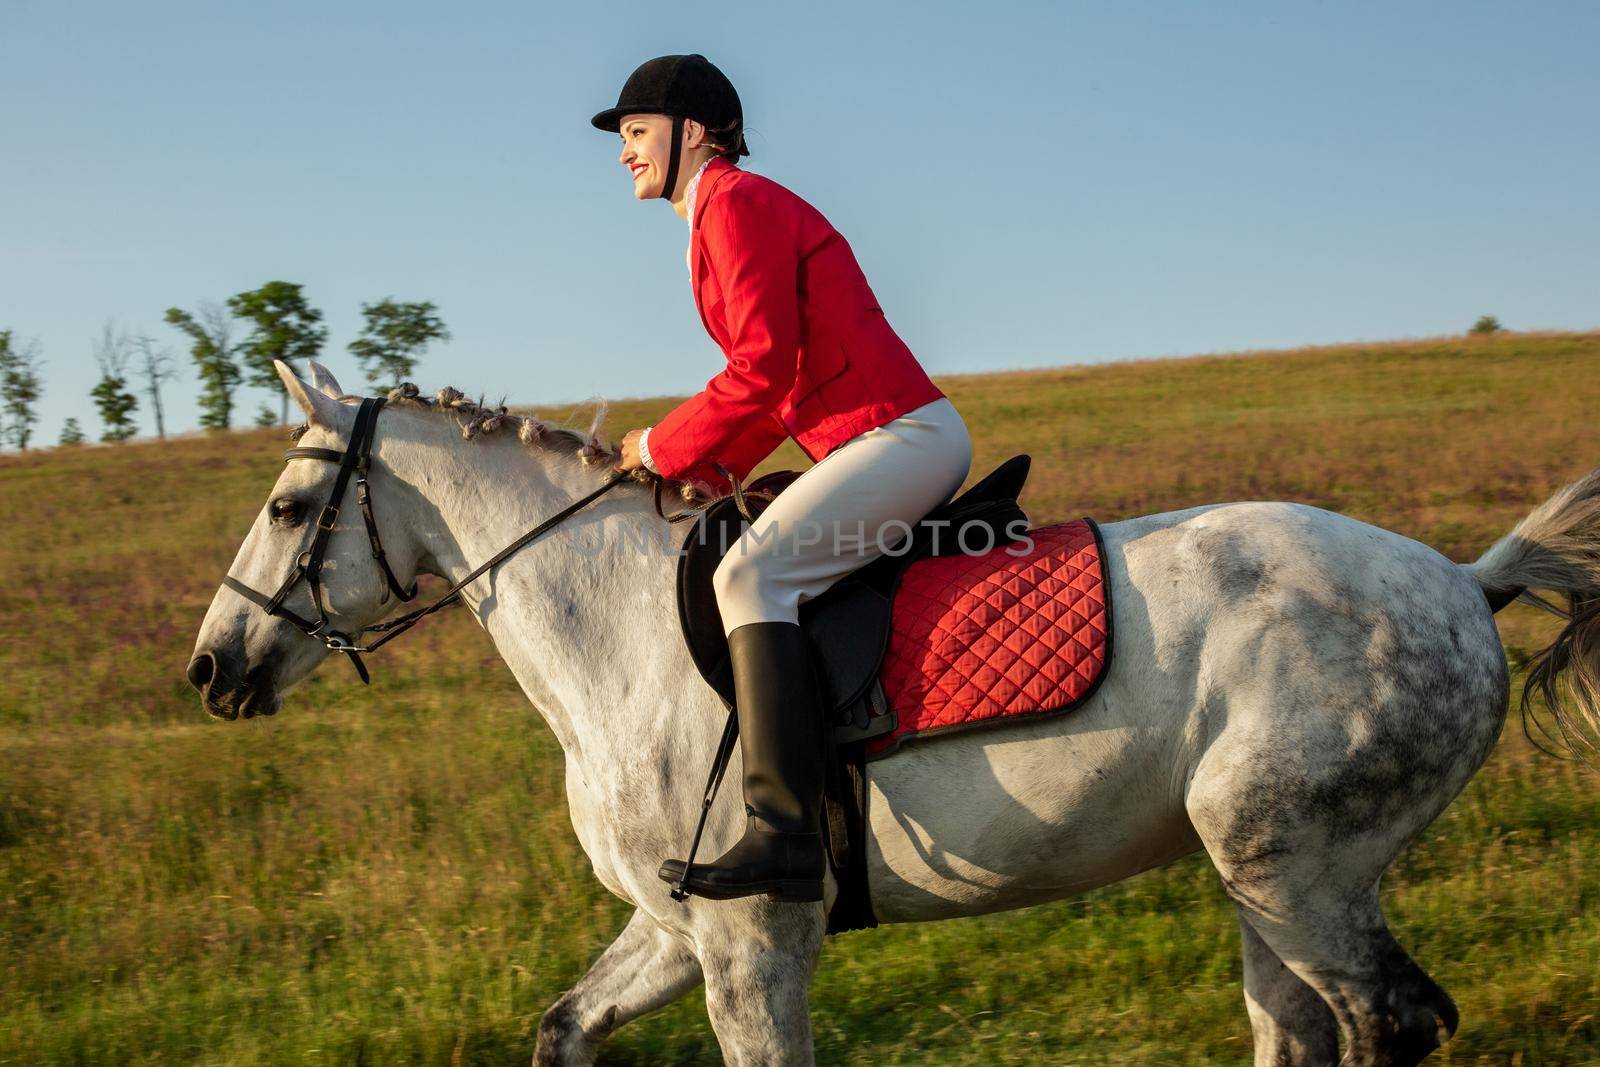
[1465,466,1600,762]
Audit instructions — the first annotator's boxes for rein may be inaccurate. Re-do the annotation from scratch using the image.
[222,395,655,684]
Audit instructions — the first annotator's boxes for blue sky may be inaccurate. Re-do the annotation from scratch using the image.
[2,0,1595,444]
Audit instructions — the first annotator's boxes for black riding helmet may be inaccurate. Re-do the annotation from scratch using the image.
[591,53,750,202]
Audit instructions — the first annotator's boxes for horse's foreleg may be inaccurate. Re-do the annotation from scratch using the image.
[1239,907,1339,1066]
[534,908,703,1067]
[697,900,825,1067]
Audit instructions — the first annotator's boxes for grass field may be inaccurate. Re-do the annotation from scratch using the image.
[3,330,1599,1065]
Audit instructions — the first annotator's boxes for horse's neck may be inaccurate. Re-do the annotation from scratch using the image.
[379,420,721,781]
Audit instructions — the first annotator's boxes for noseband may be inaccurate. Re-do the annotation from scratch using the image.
[222,395,643,684]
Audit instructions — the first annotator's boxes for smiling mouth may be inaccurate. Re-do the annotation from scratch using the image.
[630,165,648,179]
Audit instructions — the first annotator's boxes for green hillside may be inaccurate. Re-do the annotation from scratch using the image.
[3,330,1598,1064]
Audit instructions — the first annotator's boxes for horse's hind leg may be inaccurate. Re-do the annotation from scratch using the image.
[1239,908,1339,1066]
[535,908,703,1066]
[1234,881,1456,1067]
[1186,565,1506,1064]
[1190,762,1465,1067]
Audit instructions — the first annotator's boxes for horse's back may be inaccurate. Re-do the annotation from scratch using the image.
[1112,498,1491,623]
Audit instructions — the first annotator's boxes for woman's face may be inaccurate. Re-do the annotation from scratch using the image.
[617,112,697,200]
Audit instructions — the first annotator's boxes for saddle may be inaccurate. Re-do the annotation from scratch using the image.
[675,454,1033,743]
[673,454,1115,934]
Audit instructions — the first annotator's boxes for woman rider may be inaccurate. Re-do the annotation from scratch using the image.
[596,54,972,903]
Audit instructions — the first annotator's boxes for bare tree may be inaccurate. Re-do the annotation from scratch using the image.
[132,335,179,440]
[92,321,131,371]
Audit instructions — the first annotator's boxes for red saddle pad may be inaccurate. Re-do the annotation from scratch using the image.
[866,518,1112,760]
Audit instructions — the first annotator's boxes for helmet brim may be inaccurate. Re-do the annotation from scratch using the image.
[591,106,670,132]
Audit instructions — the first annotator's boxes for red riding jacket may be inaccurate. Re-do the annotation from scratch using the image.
[645,156,945,492]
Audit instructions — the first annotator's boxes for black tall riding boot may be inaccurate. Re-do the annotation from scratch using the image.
[659,620,827,903]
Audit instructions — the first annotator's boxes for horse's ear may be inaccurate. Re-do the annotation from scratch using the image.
[307,361,344,399]
[276,360,344,427]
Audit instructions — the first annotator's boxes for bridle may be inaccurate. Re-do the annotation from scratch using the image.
[223,397,413,681]
[221,395,673,684]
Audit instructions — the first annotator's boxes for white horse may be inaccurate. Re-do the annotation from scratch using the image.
[189,361,1600,1067]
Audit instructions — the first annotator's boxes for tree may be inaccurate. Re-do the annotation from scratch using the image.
[1470,315,1503,335]
[253,404,278,428]
[228,281,326,423]
[132,335,179,440]
[0,329,45,451]
[91,321,139,443]
[166,301,241,430]
[348,299,450,391]
[59,418,85,446]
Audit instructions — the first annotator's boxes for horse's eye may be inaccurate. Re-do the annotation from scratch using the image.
[270,498,305,526]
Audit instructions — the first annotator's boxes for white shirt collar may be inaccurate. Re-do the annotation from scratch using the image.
[684,156,714,229]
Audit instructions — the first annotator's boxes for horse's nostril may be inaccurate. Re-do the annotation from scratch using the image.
[186,652,216,693]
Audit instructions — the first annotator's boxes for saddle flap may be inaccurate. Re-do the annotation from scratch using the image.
[799,577,891,715]
[676,491,775,707]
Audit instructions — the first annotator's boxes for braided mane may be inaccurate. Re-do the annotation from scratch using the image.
[290,382,712,509]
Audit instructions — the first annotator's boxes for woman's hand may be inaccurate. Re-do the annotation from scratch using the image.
[613,428,647,474]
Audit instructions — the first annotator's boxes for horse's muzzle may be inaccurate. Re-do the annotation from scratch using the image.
[187,652,279,720]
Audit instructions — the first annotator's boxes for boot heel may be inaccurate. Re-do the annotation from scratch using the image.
[770,881,824,903]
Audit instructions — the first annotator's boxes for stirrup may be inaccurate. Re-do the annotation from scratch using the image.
[659,822,825,904]
[667,705,740,902]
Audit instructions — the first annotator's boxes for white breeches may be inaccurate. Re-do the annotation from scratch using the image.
[712,397,973,635]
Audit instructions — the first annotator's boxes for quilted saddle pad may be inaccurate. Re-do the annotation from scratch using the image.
[865,518,1112,760]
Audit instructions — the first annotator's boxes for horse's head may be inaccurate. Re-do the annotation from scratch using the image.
[187,360,423,719]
